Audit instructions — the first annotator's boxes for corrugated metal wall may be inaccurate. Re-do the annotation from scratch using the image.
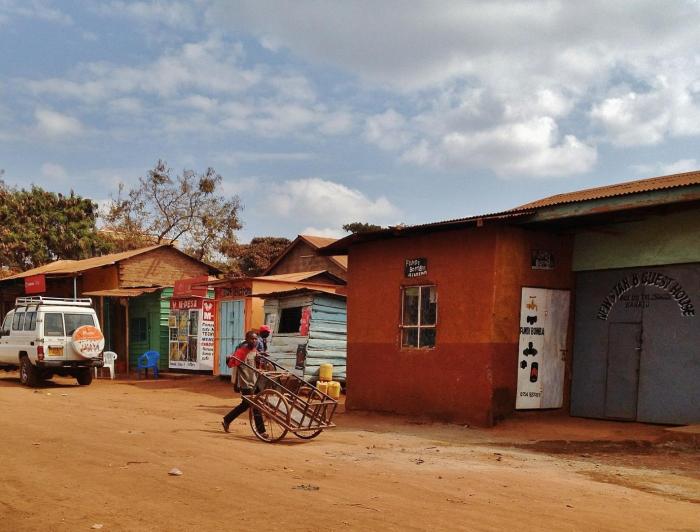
[265,293,347,383]
[571,264,700,424]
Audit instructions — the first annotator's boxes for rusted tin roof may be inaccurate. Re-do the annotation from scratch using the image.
[0,244,221,282]
[320,169,700,254]
[252,286,346,299]
[0,245,167,280]
[511,170,700,211]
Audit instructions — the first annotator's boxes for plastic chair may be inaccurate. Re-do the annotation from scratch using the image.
[95,351,118,379]
[135,350,160,379]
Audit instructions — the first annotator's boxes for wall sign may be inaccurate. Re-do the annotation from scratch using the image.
[596,271,695,320]
[516,287,571,410]
[215,286,252,298]
[169,297,215,370]
[531,250,555,270]
[24,274,46,294]
[405,258,428,278]
[173,275,208,297]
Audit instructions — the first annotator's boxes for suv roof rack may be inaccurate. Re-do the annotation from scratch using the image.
[15,296,93,307]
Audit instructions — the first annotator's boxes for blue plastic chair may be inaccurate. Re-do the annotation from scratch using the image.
[135,350,160,379]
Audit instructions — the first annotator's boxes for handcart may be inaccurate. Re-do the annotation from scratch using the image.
[238,357,338,443]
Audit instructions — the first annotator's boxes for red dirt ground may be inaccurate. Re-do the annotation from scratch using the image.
[0,373,698,531]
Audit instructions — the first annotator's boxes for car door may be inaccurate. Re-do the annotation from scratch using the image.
[42,311,68,361]
[7,308,26,360]
[0,311,14,363]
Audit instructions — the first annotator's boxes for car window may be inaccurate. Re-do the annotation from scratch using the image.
[1,314,11,334]
[64,313,95,336]
[44,313,65,336]
[24,311,37,331]
[12,310,24,331]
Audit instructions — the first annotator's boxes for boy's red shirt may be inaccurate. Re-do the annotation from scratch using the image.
[227,344,256,368]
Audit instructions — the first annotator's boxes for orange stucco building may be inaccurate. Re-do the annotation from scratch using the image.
[324,222,573,427]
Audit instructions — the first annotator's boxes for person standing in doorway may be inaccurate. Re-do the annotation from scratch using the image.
[222,331,266,435]
[257,324,271,353]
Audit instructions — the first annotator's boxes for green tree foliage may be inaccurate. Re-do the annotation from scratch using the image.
[342,222,383,233]
[0,179,111,274]
[227,236,292,277]
[103,160,242,261]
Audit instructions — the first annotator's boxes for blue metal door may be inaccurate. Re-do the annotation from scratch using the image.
[218,299,245,376]
[604,322,642,420]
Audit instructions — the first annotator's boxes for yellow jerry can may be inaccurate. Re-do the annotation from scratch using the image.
[319,363,333,382]
[327,380,341,400]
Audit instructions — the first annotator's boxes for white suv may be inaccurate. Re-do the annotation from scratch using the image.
[0,297,104,387]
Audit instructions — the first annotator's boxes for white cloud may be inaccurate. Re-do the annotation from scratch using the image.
[267,178,401,232]
[364,109,412,151]
[300,226,346,239]
[34,108,84,137]
[220,176,259,196]
[25,37,259,102]
[204,0,700,176]
[40,162,68,181]
[591,74,700,146]
[217,151,316,166]
[21,37,351,141]
[631,158,699,177]
[0,0,72,26]
[94,1,198,29]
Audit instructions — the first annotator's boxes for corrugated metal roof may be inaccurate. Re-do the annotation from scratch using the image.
[512,170,700,211]
[254,271,331,282]
[1,244,167,281]
[252,286,345,299]
[299,235,338,248]
[82,288,159,297]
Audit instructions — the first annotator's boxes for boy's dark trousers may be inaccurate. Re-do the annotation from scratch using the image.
[224,388,266,433]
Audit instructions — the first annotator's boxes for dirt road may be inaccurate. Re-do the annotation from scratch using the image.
[1,374,698,531]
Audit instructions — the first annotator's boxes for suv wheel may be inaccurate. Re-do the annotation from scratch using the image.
[76,368,93,386]
[19,356,39,387]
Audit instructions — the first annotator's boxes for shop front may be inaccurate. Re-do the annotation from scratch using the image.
[168,278,216,372]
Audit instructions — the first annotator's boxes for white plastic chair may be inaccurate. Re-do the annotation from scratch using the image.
[95,351,118,379]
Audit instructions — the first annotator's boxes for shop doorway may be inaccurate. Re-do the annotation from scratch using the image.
[218,299,245,376]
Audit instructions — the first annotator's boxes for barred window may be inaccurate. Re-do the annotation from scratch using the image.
[401,285,437,348]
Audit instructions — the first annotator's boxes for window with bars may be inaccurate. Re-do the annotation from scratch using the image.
[400,285,437,348]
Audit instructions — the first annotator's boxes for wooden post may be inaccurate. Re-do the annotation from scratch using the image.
[125,299,130,375]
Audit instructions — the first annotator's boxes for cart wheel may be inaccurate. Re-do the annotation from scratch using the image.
[293,429,323,440]
[250,389,290,443]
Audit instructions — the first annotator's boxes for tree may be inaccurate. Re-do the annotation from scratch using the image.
[342,222,383,234]
[0,180,111,274]
[103,160,242,261]
[228,237,292,277]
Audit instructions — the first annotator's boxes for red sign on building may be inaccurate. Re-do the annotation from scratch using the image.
[173,275,209,298]
[24,274,46,294]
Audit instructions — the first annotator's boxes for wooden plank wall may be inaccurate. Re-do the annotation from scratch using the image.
[266,241,347,281]
[264,294,347,383]
[306,295,347,382]
[119,247,210,288]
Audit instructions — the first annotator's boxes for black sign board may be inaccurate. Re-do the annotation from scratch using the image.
[405,258,428,278]
[531,250,555,270]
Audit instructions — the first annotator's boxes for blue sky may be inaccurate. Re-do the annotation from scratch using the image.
[1,1,699,242]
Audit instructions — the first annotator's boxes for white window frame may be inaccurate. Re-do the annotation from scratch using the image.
[400,285,437,349]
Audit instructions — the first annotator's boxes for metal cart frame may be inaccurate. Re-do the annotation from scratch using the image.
[238,358,338,443]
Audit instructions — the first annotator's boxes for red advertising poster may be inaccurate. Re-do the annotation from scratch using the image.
[25,274,46,294]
